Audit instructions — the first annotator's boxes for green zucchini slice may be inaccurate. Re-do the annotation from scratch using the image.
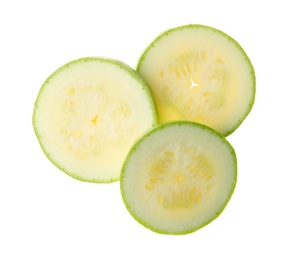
[121,121,237,234]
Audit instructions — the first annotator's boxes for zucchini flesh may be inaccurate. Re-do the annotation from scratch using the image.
[137,24,255,136]
[121,122,237,234]
[33,57,156,183]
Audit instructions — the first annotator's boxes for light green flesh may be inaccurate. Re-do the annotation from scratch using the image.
[121,121,237,235]
[33,57,156,183]
[137,24,255,136]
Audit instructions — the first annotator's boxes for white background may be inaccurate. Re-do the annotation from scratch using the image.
[1,0,296,259]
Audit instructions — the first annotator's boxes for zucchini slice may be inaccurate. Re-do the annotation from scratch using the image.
[137,24,255,136]
[121,121,237,235]
[33,57,157,183]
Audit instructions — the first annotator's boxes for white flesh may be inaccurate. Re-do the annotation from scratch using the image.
[33,58,156,182]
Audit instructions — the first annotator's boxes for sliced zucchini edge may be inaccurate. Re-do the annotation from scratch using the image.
[120,120,237,234]
[32,56,158,183]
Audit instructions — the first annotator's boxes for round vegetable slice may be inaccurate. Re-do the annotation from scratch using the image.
[137,24,256,136]
[33,57,157,183]
[121,121,237,235]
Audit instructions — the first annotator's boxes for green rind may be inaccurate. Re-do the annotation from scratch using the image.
[136,24,256,136]
[120,121,237,235]
[33,57,158,183]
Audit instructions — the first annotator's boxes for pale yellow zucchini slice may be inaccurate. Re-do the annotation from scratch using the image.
[33,57,157,183]
[137,24,255,136]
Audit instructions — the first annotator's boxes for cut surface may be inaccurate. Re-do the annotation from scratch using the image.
[33,57,157,183]
[137,24,255,136]
[121,121,237,235]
